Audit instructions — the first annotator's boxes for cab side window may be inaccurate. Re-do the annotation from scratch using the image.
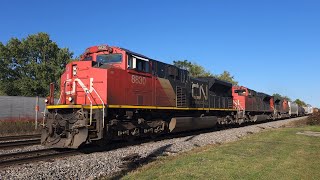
[234,89,246,96]
[127,54,150,73]
[136,59,149,72]
[127,55,133,69]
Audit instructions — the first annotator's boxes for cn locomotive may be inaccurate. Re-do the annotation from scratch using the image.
[42,44,310,148]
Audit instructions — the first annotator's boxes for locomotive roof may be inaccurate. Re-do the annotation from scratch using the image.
[198,77,233,87]
[257,92,271,97]
[120,47,189,72]
[196,77,232,96]
[120,47,152,60]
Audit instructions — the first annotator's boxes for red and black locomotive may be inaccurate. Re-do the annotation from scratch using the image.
[42,44,292,148]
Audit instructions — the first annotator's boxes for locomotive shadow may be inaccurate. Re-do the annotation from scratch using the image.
[77,120,266,154]
[110,144,173,179]
[73,119,289,178]
[77,118,282,155]
[77,129,206,154]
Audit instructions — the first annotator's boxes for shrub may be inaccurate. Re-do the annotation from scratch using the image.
[0,119,41,136]
[306,112,320,125]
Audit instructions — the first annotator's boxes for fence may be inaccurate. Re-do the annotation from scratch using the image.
[0,96,49,121]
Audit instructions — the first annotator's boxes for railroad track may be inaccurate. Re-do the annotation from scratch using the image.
[0,134,41,141]
[0,149,79,168]
[0,118,306,168]
[0,134,41,149]
[0,139,41,149]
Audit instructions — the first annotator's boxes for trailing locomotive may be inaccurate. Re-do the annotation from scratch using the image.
[41,44,309,149]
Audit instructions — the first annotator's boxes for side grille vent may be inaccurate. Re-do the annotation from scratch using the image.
[176,86,187,108]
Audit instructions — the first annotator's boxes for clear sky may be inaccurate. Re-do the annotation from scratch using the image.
[0,0,319,107]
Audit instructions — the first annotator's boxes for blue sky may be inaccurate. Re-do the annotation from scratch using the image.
[0,0,319,107]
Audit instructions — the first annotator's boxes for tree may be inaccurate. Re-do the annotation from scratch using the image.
[0,32,73,97]
[173,60,214,77]
[294,99,307,107]
[216,71,238,85]
[173,60,238,85]
[0,90,6,96]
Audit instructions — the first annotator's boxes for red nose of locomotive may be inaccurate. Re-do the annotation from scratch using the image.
[42,45,125,148]
[60,61,107,106]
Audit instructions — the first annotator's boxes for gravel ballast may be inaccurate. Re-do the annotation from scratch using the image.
[0,117,306,179]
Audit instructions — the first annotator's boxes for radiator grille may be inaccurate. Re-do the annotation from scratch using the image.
[176,86,187,108]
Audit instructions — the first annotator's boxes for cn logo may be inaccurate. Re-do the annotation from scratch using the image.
[192,83,208,100]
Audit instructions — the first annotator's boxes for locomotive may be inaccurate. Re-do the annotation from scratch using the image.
[42,44,309,148]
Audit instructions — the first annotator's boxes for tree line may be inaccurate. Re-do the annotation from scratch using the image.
[173,60,238,85]
[0,33,73,97]
[0,33,310,107]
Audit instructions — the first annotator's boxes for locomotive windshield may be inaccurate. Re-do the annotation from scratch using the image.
[96,54,122,64]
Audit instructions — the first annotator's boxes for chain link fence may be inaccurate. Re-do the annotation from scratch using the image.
[0,96,49,121]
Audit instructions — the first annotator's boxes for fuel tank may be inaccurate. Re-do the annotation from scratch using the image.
[252,115,269,122]
[169,116,218,133]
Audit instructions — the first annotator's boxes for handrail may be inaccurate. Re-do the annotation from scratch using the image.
[57,80,66,104]
[59,78,105,127]
[92,87,105,128]
[85,90,93,126]
[71,79,93,126]
[42,107,47,126]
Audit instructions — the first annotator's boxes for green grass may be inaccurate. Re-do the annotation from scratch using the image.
[123,126,320,180]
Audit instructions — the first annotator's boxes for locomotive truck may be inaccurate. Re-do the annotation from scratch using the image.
[42,44,306,149]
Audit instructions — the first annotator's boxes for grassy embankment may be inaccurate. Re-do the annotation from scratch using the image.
[0,119,41,136]
[123,114,320,180]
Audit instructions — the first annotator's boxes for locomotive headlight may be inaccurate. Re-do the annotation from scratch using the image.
[68,96,73,102]
[72,65,77,76]
[45,99,49,104]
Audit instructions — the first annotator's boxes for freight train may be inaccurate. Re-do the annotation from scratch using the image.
[41,44,312,148]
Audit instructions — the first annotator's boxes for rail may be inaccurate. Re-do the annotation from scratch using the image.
[0,139,40,149]
[0,134,40,141]
[0,149,79,168]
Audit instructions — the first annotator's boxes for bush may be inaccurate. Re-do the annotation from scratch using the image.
[306,112,320,125]
[0,119,41,136]
[285,112,320,127]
